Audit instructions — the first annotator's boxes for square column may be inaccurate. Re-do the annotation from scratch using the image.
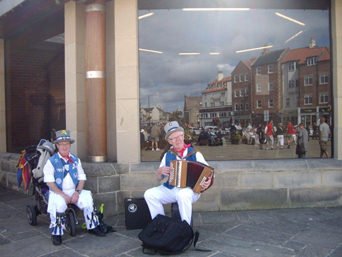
[64,1,87,159]
[112,0,140,163]
[0,39,6,153]
[332,0,342,159]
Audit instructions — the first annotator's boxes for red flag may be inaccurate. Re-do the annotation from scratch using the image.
[22,159,31,191]
[16,150,31,191]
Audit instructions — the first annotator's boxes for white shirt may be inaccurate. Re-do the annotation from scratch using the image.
[43,153,86,191]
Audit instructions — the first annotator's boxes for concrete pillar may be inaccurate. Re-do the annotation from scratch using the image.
[85,0,107,162]
[113,0,140,163]
[332,0,342,159]
[64,1,86,159]
[0,39,6,153]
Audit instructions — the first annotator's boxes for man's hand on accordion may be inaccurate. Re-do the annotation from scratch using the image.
[157,166,173,181]
[200,175,212,192]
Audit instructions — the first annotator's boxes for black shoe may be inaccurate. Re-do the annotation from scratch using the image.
[52,235,62,245]
[88,226,106,237]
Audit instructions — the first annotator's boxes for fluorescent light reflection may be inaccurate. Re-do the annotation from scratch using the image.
[179,53,200,55]
[275,12,305,26]
[236,45,273,54]
[285,30,303,44]
[139,48,162,54]
[138,12,154,19]
[183,8,250,11]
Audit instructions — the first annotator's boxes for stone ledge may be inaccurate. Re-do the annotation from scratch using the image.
[253,159,309,171]
[216,160,254,172]
[1,153,342,216]
[130,162,160,173]
[82,163,117,177]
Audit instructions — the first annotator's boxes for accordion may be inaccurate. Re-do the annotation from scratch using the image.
[168,160,214,193]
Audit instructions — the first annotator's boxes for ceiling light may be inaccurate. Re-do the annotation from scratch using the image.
[179,53,200,55]
[236,45,273,53]
[139,48,162,54]
[183,8,250,11]
[138,12,154,19]
[285,30,303,44]
[275,12,305,26]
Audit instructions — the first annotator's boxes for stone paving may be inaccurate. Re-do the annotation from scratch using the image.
[1,187,342,257]
[141,138,331,162]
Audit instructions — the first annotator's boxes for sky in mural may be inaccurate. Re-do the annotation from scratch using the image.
[138,8,330,114]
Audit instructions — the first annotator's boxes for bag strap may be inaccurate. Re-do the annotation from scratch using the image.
[193,231,211,252]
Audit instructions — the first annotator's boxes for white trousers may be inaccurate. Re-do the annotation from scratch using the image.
[277,135,284,147]
[47,189,97,235]
[144,185,200,225]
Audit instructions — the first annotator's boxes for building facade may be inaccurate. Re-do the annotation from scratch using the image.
[231,59,254,127]
[183,95,202,127]
[282,38,331,127]
[251,48,290,125]
[199,72,232,128]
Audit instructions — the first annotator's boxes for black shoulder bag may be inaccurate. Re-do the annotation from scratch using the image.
[138,214,210,255]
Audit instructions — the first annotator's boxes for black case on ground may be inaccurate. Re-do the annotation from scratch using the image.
[124,198,152,230]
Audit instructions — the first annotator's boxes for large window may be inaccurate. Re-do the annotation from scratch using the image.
[139,1,331,161]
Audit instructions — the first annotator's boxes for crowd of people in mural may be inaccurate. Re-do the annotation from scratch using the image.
[141,118,331,159]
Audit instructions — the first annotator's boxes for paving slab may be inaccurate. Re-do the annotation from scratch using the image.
[1,187,342,257]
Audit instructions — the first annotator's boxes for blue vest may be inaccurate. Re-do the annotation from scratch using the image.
[163,146,198,189]
[50,153,79,190]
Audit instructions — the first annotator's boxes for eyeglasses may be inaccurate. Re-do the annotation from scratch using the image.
[168,134,184,141]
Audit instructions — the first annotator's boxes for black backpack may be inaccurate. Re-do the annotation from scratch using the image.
[138,214,209,255]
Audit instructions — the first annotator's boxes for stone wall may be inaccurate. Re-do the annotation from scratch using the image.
[1,152,342,216]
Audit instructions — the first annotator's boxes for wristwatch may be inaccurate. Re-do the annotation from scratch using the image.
[76,189,81,194]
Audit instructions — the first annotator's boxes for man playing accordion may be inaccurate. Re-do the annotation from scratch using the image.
[144,121,212,225]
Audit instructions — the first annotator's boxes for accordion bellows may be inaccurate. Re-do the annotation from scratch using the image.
[169,160,214,193]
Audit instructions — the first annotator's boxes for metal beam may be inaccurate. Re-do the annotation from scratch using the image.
[138,0,330,10]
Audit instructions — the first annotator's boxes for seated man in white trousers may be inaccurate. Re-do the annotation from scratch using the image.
[144,121,212,225]
[43,130,105,246]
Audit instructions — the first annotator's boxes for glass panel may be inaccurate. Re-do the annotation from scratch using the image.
[139,5,331,161]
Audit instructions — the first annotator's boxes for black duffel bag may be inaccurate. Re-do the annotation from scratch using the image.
[138,214,209,255]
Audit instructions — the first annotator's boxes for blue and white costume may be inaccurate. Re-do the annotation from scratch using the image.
[43,152,98,236]
[144,146,208,225]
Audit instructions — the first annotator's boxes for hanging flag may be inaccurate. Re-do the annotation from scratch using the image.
[16,150,31,192]
[16,150,26,190]
[22,155,31,192]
